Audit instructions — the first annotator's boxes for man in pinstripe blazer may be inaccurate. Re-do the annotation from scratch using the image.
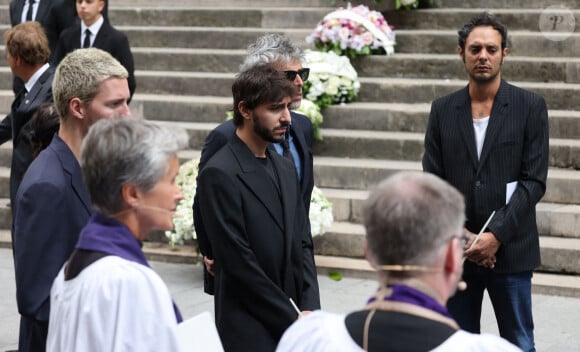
[422,13,548,352]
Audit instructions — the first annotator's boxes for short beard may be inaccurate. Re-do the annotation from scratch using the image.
[253,114,283,143]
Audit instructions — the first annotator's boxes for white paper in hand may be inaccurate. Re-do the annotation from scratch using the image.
[175,311,224,352]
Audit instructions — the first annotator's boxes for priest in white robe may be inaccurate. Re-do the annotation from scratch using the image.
[277,172,521,352]
[47,118,188,352]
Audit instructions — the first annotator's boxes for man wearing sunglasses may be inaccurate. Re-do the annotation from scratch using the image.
[193,34,315,296]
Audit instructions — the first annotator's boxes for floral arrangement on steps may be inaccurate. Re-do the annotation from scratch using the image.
[307,4,396,59]
[294,99,324,141]
[309,186,334,237]
[303,49,361,109]
[166,159,198,246]
[165,162,335,246]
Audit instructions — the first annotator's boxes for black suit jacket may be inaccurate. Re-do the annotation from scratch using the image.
[423,80,549,274]
[194,111,314,294]
[54,19,136,98]
[10,0,76,63]
[13,134,92,352]
[197,135,320,352]
[0,66,54,204]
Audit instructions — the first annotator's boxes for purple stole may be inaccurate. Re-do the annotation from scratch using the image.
[76,213,183,323]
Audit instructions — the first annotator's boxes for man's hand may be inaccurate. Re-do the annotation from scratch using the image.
[298,311,312,319]
[464,231,501,269]
[204,256,215,276]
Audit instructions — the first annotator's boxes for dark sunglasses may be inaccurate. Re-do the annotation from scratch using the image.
[284,68,310,82]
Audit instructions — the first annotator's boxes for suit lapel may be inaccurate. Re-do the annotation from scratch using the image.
[230,137,284,232]
[477,80,510,172]
[92,21,110,48]
[455,86,479,169]
[52,135,92,215]
[21,67,53,108]
[35,0,50,21]
[271,150,299,272]
[13,0,25,23]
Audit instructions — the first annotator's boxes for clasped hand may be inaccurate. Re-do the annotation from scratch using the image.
[463,230,500,269]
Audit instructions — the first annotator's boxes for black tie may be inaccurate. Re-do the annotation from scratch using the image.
[25,0,34,21]
[280,137,296,167]
[83,29,91,48]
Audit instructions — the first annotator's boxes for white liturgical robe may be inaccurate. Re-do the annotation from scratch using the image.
[47,256,180,352]
[276,311,522,352]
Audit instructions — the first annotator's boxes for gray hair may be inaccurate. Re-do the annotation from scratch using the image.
[240,34,303,71]
[363,172,465,270]
[80,118,188,215]
[53,48,128,120]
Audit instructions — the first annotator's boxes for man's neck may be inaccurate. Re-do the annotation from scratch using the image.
[236,127,268,158]
[83,14,103,28]
[57,121,84,161]
[18,63,45,84]
[469,74,501,103]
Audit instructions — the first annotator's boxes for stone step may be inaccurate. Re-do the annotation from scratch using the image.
[111,0,338,7]
[433,0,580,10]
[351,54,580,84]
[313,128,580,169]
[128,49,580,84]
[315,255,580,298]
[323,103,580,140]
[3,94,577,141]
[312,157,580,205]
[148,120,580,169]
[129,72,580,111]
[313,222,580,274]
[119,26,311,51]
[77,25,580,58]
[4,5,577,33]
[325,188,580,239]
[3,227,580,297]
[2,48,579,85]
[386,8,580,32]
[108,7,329,29]
[356,78,580,111]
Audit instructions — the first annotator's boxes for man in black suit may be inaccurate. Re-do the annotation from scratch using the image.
[197,63,319,352]
[422,13,549,352]
[9,0,77,63]
[54,0,136,98]
[1,21,54,205]
[194,34,314,295]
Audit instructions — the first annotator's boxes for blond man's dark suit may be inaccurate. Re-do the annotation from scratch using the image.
[197,134,320,352]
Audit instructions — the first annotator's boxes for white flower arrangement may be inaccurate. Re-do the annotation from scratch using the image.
[165,164,334,244]
[303,49,361,109]
[165,159,198,246]
[295,99,324,141]
[307,4,396,58]
[309,186,334,237]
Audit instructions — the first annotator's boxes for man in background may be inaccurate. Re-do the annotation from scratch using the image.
[423,13,549,351]
[2,21,54,205]
[55,0,135,98]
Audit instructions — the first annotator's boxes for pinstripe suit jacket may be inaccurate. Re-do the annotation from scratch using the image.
[423,80,549,274]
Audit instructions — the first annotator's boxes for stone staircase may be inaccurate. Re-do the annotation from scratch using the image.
[1,0,580,295]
